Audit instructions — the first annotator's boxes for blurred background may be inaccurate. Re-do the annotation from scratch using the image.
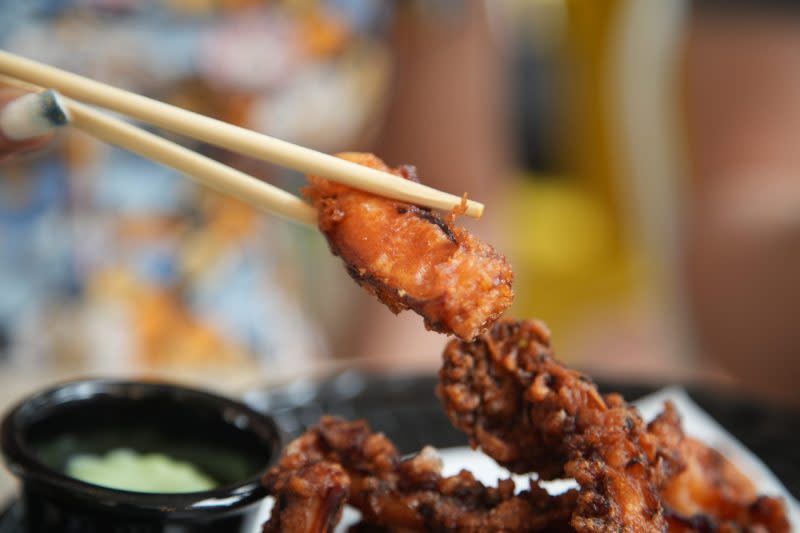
[0,0,798,439]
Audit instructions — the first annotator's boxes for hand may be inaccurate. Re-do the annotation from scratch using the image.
[0,89,64,161]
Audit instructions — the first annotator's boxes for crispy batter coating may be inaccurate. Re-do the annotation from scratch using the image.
[263,416,577,533]
[643,403,688,490]
[262,429,350,533]
[439,318,568,477]
[664,496,790,533]
[262,460,349,533]
[263,318,789,533]
[304,152,513,340]
[439,318,667,532]
[648,406,790,533]
[438,318,790,533]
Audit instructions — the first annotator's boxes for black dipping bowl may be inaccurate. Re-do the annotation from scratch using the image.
[0,379,281,533]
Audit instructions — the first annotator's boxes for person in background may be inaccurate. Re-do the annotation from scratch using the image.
[549,0,800,405]
[684,0,800,405]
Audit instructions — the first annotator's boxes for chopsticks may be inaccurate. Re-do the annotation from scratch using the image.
[0,50,485,221]
[0,74,317,226]
[67,100,318,226]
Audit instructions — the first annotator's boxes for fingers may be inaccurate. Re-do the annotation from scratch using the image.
[0,89,70,161]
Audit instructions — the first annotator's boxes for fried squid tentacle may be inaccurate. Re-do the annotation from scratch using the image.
[438,318,570,477]
[648,406,790,533]
[438,319,790,533]
[262,428,350,533]
[664,490,790,533]
[304,152,513,340]
[263,314,790,533]
[642,402,687,490]
[263,416,577,533]
[439,318,668,533]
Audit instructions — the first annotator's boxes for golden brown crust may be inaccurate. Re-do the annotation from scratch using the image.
[439,318,668,532]
[262,429,350,533]
[263,318,790,533]
[642,402,789,532]
[304,152,513,340]
[263,416,577,533]
[659,435,790,532]
[664,495,790,533]
[439,318,567,477]
[643,402,687,490]
[438,318,790,533]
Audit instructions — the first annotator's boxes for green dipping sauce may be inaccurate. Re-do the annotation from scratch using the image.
[66,448,217,493]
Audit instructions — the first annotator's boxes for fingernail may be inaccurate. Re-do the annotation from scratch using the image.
[0,90,70,141]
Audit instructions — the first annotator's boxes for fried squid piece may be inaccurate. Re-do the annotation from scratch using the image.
[263,416,577,533]
[262,430,350,533]
[642,403,688,490]
[438,318,790,533]
[648,405,790,533]
[664,497,790,533]
[439,318,667,533]
[303,152,513,340]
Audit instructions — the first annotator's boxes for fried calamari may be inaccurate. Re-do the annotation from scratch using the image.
[650,405,789,532]
[263,319,790,533]
[439,318,667,532]
[263,416,577,533]
[304,153,513,340]
[262,459,349,533]
[439,318,789,533]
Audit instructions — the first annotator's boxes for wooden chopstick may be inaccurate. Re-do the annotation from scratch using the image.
[0,73,316,225]
[0,75,319,226]
[65,99,318,226]
[0,50,484,218]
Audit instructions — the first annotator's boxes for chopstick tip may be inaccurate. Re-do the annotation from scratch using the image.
[470,202,484,219]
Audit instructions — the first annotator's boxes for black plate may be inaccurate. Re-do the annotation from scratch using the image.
[242,372,800,498]
[3,373,798,531]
